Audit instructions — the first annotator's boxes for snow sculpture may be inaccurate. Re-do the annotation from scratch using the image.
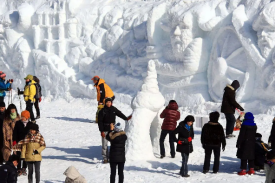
[125,60,165,161]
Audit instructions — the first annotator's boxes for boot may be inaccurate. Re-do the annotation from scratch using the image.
[36,116,40,119]
[203,170,209,174]
[160,155,165,159]
[233,127,240,131]
[182,174,190,177]
[238,169,247,176]
[247,168,255,175]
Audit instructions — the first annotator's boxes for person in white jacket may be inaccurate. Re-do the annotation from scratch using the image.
[64,166,87,183]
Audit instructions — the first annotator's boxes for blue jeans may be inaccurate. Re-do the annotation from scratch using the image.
[180,152,189,176]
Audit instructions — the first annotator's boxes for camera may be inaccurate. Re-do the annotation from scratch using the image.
[8,79,13,83]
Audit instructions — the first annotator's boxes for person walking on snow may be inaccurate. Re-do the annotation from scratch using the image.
[173,115,195,178]
[236,112,257,176]
[0,101,6,165]
[0,154,20,183]
[159,100,180,159]
[265,150,275,183]
[201,111,226,174]
[18,75,37,123]
[268,117,275,150]
[2,104,20,162]
[106,123,127,183]
[13,110,32,176]
[98,98,131,164]
[221,80,244,138]
[33,76,42,120]
[0,72,13,103]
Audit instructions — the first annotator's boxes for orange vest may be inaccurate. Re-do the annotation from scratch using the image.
[95,79,114,102]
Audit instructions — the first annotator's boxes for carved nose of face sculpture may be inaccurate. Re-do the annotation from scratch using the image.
[174,26,181,36]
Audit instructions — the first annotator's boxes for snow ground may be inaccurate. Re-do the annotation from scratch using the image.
[12,98,271,183]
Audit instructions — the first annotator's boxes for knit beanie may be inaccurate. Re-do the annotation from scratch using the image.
[0,72,6,79]
[8,104,17,110]
[30,123,39,131]
[231,80,240,90]
[0,102,5,107]
[114,123,123,132]
[209,111,220,123]
[105,97,113,104]
[21,110,30,119]
[244,112,254,120]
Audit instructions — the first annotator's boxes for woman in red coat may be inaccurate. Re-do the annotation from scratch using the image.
[159,100,180,158]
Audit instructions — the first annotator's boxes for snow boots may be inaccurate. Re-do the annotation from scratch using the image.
[247,168,255,175]
[238,169,246,175]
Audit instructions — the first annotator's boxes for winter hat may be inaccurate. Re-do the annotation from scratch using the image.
[242,112,256,126]
[91,76,100,81]
[209,111,220,123]
[0,72,6,79]
[244,112,254,120]
[30,123,39,131]
[169,100,177,104]
[184,115,195,123]
[8,104,17,110]
[231,80,240,90]
[114,123,123,132]
[255,133,262,140]
[0,102,5,107]
[8,154,20,163]
[267,150,275,160]
[105,97,113,104]
[21,110,30,119]
[24,74,33,80]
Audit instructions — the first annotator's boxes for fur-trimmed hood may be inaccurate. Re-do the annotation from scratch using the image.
[208,122,220,125]
[226,85,235,91]
[108,131,126,140]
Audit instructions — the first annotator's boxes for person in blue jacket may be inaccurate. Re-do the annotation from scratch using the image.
[0,72,12,103]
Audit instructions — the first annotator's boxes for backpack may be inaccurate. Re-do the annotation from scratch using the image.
[34,84,41,99]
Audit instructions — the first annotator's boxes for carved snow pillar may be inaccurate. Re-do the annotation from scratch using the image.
[33,25,40,49]
[47,27,52,40]
[52,12,56,25]
[59,12,66,25]
[58,40,66,59]
[44,13,49,26]
[38,14,43,25]
[67,22,77,38]
[45,40,51,53]
[58,25,65,39]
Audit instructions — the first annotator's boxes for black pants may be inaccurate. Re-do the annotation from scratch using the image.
[27,161,41,183]
[0,96,4,103]
[34,100,40,117]
[0,150,3,165]
[225,113,236,135]
[26,102,35,121]
[17,152,27,170]
[203,145,221,172]
[159,130,175,157]
[110,162,124,183]
[240,159,254,169]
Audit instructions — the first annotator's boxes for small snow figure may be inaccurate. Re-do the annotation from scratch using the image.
[268,118,275,149]
[0,154,20,183]
[173,115,195,178]
[265,150,275,183]
[201,111,226,174]
[254,133,270,171]
[0,71,12,103]
[64,166,87,183]
[221,80,244,138]
[98,98,130,163]
[236,112,257,176]
[106,123,127,183]
[159,100,180,159]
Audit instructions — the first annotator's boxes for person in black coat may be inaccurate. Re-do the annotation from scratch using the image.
[98,97,130,163]
[0,154,20,183]
[106,123,127,183]
[236,112,257,176]
[201,111,226,174]
[254,133,270,171]
[0,101,5,165]
[12,110,32,175]
[173,115,195,177]
[269,118,275,149]
[221,80,244,138]
[33,76,42,119]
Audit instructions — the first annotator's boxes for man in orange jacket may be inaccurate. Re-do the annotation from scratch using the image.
[92,76,115,105]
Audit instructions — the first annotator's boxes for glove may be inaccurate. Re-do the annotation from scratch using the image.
[13,141,17,146]
[188,137,192,142]
[28,99,33,103]
[101,132,105,138]
[127,115,132,121]
[39,98,42,102]
[33,150,39,155]
[222,145,226,152]
[178,140,183,145]
[98,102,103,105]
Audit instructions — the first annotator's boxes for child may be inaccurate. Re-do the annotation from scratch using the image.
[254,133,270,171]
[0,154,20,183]
[265,150,275,183]
[13,110,32,176]
[17,123,46,183]
[159,100,180,158]
[201,111,226,174]
[64,166,87,183]
[236,112,257,175]
[106,123,127,183]
[173,115,195,177]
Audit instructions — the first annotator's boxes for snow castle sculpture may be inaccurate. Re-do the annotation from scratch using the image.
[125,60,165,161]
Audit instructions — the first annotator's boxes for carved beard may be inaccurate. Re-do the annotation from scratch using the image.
[260,46,271,59]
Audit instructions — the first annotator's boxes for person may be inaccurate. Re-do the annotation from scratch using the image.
[159,100,180,159]
[0,101,5,165]
[92,76,115,105]
[106,123,127,183]
[13,110,32,176]
[173,115,195,178]
[0,71,12,103]
[269,117,275,149]
[0,154,20,183]
[18,75,36,123]
[201,111,226,174]
[2,104,20,162]
[254,133,270,171]
[17,123,46,183]
[64,166,87,183]
[265,150,275,183]
[221,80,244,138]
[98,97,130,164]
[236,112,257,175]
[33,76,42,120]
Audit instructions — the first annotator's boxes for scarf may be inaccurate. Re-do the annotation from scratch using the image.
[22,120,28,127]
[10,112,17,120]
[185,123,191,131]
[12,132,46,151]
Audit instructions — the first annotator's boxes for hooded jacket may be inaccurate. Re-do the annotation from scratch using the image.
[0,161,17,183]
[24,80,36,103]
[95,79,114,103]
[221,80,244,114]
[173,121,194,154]
[269,120,275,149]
[106,131,127,163]
[160,102,180,131]
[64,166,87,183]
[201,122,226,147]
[0,79,11,97]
